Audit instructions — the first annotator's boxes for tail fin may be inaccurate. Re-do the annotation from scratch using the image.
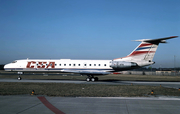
[127,41,158,61]
[114,36,178,61]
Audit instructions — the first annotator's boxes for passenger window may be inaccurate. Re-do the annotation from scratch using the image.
[78,64,80,66]
[73,64,75,66]
[69,64,71,66]
[64,64,66,66]
[59,64,61,66]
[89,64,91,66]
[99,64,100,66]
[104,64,106,66]
[84,64,86,66]
[94,64,96,66]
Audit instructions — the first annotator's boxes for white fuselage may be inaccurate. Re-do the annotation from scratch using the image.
[4,59,114,73]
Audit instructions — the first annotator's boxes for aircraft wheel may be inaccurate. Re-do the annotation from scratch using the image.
[86,78,90,82]
[91,78,95,82]
[18,76,21,80]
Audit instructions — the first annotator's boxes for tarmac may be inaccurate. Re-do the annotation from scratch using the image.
[1,74,180,114]
[1,95,180,114]
[0,78,180,89]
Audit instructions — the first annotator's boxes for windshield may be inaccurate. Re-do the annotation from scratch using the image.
[12,61,17,63]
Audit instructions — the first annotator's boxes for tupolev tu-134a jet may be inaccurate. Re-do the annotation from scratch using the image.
[4,36,178,81]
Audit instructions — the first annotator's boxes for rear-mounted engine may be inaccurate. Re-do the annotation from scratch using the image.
[110,61,137,69]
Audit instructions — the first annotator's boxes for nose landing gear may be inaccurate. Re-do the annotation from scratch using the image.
[17,72,23,80]
[18,76,21,80]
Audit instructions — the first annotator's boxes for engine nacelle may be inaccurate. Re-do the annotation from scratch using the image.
[110,61,137,69]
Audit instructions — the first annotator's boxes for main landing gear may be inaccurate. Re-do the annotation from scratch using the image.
[86,75,98,82]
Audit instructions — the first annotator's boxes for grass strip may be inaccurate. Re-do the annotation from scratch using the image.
[0,82,180,97]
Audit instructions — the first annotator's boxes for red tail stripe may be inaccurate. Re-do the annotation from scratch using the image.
[114,51,156,60]
[139,43,153,47]
[129,51,155,56]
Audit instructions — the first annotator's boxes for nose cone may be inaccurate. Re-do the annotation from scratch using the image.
[4,64,11,71]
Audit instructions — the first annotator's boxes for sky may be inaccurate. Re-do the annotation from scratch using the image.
[0,0,180,68]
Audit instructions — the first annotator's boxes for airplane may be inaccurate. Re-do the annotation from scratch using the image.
[4,36,178,81]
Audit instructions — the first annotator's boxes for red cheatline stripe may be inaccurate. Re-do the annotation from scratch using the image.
[38,96,65,114]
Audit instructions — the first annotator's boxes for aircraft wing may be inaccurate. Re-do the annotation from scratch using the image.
[60,69,111,75]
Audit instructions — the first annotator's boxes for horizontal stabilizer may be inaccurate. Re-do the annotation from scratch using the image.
[134,36,178,43]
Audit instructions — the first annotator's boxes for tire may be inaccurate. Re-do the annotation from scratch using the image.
[91,78,95,82]
[86,78,90,82]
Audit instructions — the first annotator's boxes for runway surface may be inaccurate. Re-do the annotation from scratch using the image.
[0,78,180,89]
[1,76,180,114]
[1,95,180,114]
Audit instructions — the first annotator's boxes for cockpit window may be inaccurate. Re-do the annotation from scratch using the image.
[12,61,17,63]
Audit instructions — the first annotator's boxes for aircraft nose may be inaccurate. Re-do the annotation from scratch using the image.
[4,64,11,71]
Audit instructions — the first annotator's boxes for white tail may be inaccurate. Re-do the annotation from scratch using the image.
[127,41,159,61]
[114,36,178,62]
